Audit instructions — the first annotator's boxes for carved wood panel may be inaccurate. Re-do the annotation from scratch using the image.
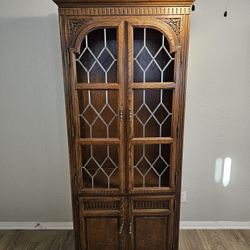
[69,19,91,44]
[160,18,181,41]
[133,216,169,250]
[129,196,174,250]
[133,199,169,210]
[82,200,119,210]
[79,197,126,249]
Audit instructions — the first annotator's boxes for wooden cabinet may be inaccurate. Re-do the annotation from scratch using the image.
[52,0,194,249]
[79,197,125,249]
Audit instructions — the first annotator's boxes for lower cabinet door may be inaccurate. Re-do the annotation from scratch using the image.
[79,197,126,250]
[129,196,174,250]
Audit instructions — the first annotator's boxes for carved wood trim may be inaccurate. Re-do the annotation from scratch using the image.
[59,7,190,16]
[82,200,119,210]
[69,18,91,45]
[69,19,90,37]
[134,200,169,209]
[159,18,181,40]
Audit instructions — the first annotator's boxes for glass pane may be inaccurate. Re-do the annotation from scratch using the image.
[76,28,117,83]
[82,145,119,188]
[134,28,174,83]
[133,144,170,188]
[133,89,172,137]
[78,90,118,138]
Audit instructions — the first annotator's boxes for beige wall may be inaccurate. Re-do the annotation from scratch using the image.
[182,0,250,221]
[0,0,249,222]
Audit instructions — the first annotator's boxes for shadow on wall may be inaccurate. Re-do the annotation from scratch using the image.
[0,15,72,221]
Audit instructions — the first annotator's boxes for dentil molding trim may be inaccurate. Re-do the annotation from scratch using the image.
[59,7,190,16]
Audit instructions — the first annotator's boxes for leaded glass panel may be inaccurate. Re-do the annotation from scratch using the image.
[134,28,175,83]
[133,144,170,188]
[78,90,118,138]
[82,145,119,188]
[76,28,117,83]
[133,89,172,137]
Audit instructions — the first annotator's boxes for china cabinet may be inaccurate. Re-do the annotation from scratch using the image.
[52,0,195,249]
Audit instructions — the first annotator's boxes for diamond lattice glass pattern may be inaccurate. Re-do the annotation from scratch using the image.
[134,89,173,137]
[78,90,118,138]
[76,28,117,83]
[82,145,119,188]
[133,144,170,188]
[134,28,175,83]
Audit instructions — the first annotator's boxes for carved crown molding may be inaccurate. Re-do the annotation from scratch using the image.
[160,18,181,40]
[60,6,190,16]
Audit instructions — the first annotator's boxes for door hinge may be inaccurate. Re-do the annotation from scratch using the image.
[128,108,132,123]
[129,221,132,235]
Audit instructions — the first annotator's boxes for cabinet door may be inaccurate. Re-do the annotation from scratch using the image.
[129,196,174,250]
[69,21,126,195]
[127,20,180,194]
[79,197,126,250]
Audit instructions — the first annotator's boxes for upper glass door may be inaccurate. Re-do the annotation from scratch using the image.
[128,22,178,193]
[70,22,125,193]
[133,28,175,83]
[76,28,118,84]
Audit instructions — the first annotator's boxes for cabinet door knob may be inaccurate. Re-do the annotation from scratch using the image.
[119,222,124,234]
[129,221,132,235]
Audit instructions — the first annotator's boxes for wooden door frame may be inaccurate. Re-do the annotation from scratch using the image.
[78,196,127,250]
[68,19,126,196]
[128,195,175,250]
[126,19,182,195]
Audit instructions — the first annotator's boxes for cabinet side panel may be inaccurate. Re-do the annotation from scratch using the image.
[58,14,80,249]
[172,14,191,250]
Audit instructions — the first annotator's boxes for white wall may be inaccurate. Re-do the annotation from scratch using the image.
[0,1,72,222]
[182,0,250,221]
[0,0,249,223]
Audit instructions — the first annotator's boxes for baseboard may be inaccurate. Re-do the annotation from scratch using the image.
[0,222,73,230]
[0,221,250,230]
[180,221,250,229]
